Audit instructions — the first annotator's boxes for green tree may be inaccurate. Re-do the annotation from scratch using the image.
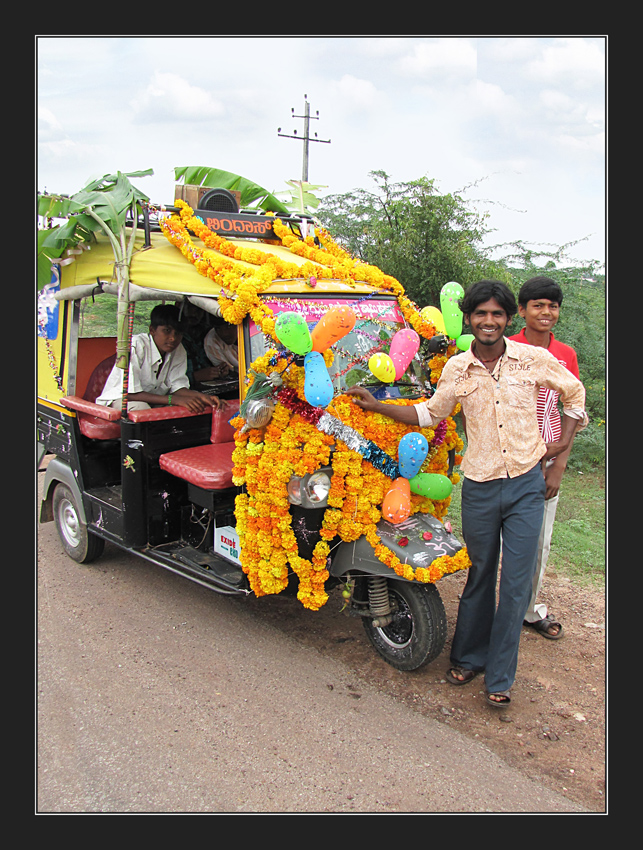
[317,170,510,307]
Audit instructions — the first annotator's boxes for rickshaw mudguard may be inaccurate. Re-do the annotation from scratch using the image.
[40,456,86,524]
[329,513,463,581]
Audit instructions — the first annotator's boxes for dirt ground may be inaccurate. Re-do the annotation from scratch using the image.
[254,568,606,813]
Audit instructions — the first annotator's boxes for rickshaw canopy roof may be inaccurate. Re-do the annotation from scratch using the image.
[57,230,378,301]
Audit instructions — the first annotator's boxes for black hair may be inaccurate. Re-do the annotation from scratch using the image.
[459,280,517,320]
[517,276,563,307]
[149,303,184,331]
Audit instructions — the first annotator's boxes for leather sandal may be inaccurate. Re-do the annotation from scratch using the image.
[524,614,564,640]
[446,666,479,686]
[486,690,511,708]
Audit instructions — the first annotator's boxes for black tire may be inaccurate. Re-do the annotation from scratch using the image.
[362,579,447,672]
[52,483,105,564]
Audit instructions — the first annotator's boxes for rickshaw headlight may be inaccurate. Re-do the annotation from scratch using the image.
[287,477,303,505]
[287,468,332,508]
[304,471,331,504]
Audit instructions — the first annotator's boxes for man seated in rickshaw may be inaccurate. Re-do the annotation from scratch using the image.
[96,304,223,413]
[179,301,224,388]
[203,319,239,378]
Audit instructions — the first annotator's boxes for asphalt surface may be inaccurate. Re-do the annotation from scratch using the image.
[37,474,587,814]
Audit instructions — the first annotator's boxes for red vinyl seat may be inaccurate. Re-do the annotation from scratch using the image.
[158,400,240,490]
[60,354,122,439]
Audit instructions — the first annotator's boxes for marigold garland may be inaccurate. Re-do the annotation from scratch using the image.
[159,200,470,609]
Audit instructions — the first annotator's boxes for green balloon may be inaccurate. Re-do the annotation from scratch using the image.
[456,333,474,351]
[409,473,453,500]
[275,311,313,355]
[440,281,464,340]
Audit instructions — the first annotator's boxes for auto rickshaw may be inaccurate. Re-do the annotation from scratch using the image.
[38,180,470,672]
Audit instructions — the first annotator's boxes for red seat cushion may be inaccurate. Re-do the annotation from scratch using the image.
[60,393,122,440]
[159,443,235,489]
[211,400,240,443]
[79,415,122,440]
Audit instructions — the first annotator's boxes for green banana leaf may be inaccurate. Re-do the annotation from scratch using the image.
[37,170,152,289]
[174,166,290,215]
[274,179,327,214]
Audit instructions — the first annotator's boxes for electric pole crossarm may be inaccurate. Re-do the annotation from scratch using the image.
[277,95,331,183]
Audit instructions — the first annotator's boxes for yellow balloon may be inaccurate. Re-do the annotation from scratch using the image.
[369,352,396,383]
[420,306,446,334]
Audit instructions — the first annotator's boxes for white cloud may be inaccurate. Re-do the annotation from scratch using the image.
[525,37,605,90]
[398,39,477,79]
[130,71,226,123]
[465,79,515,116]
[558,131,605,157]
[331,74,380,110]
[38,107,64,142]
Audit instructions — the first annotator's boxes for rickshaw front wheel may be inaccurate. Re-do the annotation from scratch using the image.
[362,579,447,672]
[53,483,105,564]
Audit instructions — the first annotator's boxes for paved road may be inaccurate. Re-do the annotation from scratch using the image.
[37,477,586,814]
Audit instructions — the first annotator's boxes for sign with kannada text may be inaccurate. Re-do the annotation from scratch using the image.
[195,210,278,240]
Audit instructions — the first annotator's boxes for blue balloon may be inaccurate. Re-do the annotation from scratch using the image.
[304,351,334,408]
[398,432,429,479]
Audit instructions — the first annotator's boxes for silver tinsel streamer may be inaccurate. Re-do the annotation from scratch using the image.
[317,413,400,479]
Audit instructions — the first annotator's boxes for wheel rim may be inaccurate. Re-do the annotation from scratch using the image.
[57,497,82,549]
[375,589,414,649]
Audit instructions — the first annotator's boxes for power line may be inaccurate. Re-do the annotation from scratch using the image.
[277,95,331,182]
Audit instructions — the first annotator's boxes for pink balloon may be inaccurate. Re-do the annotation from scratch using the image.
[389,329,420,380]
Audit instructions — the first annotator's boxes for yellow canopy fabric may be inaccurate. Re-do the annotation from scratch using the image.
[60,231,376,298]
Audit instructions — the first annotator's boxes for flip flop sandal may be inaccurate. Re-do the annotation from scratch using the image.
[486,691,511,708]
[446,666,479,686]
[524,614,564,640]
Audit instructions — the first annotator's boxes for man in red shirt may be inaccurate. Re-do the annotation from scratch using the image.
[509,276,580,640]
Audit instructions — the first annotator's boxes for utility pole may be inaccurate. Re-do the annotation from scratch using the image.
[277,95,331,182]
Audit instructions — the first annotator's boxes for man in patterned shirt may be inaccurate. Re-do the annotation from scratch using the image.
[347,280,587,707]
[509,276,580,640]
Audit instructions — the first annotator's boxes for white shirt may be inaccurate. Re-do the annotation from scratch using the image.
[96,333,189,405]
[204,328,239,370]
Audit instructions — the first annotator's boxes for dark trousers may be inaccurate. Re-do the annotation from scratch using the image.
[451,464,546,694]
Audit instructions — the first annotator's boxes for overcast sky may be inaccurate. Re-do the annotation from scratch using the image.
[37,36,606,269]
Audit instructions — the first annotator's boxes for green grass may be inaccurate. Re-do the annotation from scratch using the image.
[445,468,605,587]
[546,469,605,585]
[79,297,163,337]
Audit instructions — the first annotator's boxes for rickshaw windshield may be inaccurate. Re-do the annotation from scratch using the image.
[249,295,431,397]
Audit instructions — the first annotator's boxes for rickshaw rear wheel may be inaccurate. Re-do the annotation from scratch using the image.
[53,483,105,564]
[362,579,447,672]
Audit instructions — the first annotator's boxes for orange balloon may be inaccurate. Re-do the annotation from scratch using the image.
[311,306,356,352]
[382,477,412,524]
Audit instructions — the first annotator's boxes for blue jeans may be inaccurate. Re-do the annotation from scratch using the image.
[451,464,546,694]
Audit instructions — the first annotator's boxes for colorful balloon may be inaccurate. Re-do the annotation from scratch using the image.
[304,351,334,408]
[398,432,429,479]
[440,281,464,340]
[311,306,356,352]
[369,352,396,383]
[382,477,412,524]
[420,305,446,334]
[275,311,312,355]
[409,473,453,500]
[389,328,420,380]
[456,333,474,351]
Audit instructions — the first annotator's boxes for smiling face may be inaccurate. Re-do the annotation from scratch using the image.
[518,298,560,335]
[464,297,510,349]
